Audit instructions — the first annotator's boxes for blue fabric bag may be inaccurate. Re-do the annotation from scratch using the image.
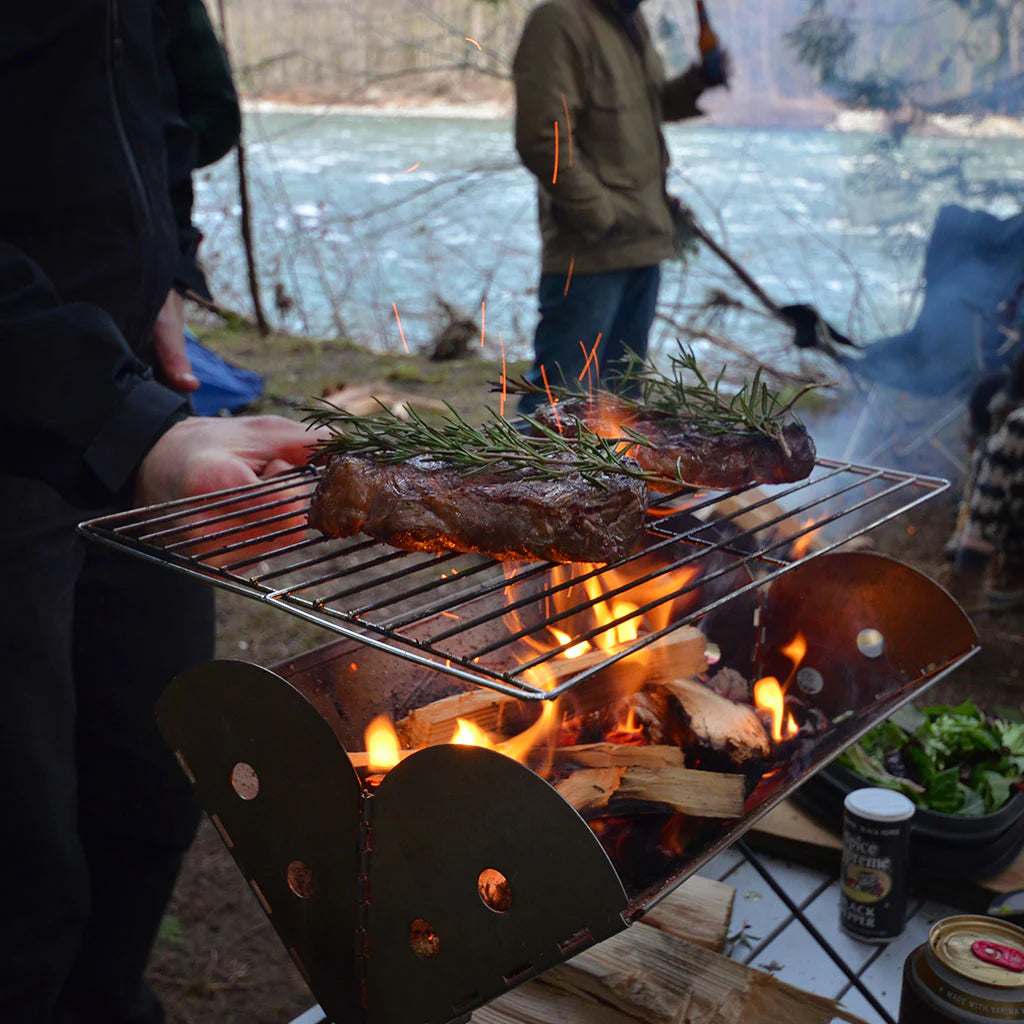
[184,328,264,416]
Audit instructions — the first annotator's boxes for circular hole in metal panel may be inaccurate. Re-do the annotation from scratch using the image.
[410,918,441,959]
[856,628,885,659]
[286,860,315,899]
[796,666,824,695]
[230,761,259,800]
[478,868,513,913]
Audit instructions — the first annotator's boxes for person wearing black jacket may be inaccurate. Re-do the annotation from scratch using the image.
[0,4,322,1021]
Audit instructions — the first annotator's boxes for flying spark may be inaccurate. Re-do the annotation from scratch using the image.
[465,36,482,50]
[540,365,562,431]
[552,120,559,184]
[499,333,507,417]
[392,302,409,354]
[402,161,421,173]
[563,253,575,297]
[480,300,486,348]
[578,332,601,385]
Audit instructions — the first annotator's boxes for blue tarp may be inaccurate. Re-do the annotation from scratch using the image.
[842,204,1024,396]
[184,328,265,416]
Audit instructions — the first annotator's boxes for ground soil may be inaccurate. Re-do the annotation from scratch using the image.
[148,322,1023,1023]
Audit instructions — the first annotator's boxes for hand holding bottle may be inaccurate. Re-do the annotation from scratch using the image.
[696,1,729,88]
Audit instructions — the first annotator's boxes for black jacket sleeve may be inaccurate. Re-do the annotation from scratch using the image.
[0,243,190,506]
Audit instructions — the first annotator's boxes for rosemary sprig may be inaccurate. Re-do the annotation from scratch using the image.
[302,398,657,488]
[502,345,826,442]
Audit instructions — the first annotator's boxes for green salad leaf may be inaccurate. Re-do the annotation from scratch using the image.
[837,700,1023,817]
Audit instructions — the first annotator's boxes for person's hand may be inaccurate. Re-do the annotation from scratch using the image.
[135,415,329,565]
[136,415,324,505]
[151,288,199,392]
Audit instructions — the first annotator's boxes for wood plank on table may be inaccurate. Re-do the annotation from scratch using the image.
[749,798,1024,897]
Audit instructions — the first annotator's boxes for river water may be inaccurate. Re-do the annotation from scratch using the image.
[193,108,1024,366]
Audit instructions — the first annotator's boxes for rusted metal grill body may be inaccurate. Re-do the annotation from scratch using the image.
[79,459,979,1024]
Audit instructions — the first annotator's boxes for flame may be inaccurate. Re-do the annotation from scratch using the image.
[452,718,493,747]
[791,519,818,560]
[365,714,402,770]
[752,677,798,743]
[781,632,806,668]
[550,626,591,660]
[606,703,645,745]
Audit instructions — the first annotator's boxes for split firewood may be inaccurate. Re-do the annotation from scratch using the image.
[396,687,533,748]
[554,766,624,814]
[645,677,771,764]
[516,920,870,1024]
[642,874,736,953]
[549,742,686,771]
[556,763,745,819]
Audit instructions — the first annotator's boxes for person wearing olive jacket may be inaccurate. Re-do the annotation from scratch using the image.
[513,0,728,415]
[0,4,324,1021]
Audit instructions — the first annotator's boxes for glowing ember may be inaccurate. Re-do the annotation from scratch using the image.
[365,714,402,771]
[752,677,798,742]
[452,718,493,747]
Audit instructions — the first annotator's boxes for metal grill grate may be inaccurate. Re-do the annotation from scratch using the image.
[79,458,949,700]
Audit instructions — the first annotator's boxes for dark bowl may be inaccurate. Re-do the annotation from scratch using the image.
[794,760,1024,881]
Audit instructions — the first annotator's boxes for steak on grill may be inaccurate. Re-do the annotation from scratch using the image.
[308,453,649,564]
[534,398,816,492]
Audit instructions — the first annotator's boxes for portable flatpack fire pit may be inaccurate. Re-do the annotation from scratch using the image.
[79,457,979,1024]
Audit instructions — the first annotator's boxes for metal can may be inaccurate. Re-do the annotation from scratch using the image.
[838,787,915,942]
[898,915,1024,1022]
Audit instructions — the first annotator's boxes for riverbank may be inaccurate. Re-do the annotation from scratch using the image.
[243,87,1024,138]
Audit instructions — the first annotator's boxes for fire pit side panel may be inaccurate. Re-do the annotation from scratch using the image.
[156,660,365,1023]
[366,744,629,1024]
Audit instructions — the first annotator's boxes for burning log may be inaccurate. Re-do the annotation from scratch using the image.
[548,628,710,716]
[641,678,771,765]
[396,688,530,748]
[395,629,708,747]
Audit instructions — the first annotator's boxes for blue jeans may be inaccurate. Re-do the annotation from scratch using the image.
[518,265,661,416]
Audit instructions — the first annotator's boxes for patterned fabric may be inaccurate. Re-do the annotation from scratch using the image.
[969,405,1024,561]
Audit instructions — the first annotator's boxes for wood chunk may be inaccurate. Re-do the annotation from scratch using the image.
[551,742,686,771]
[556,762,745,819]
[396,688,527,748]
[552,629,709,715]
[643,874,736,953]
[615,765,745,818]
[534,921,871,1024]
[554,766,624,814]
[649,677,771,763]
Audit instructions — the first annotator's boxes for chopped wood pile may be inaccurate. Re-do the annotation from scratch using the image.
[471,874,869,1024]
